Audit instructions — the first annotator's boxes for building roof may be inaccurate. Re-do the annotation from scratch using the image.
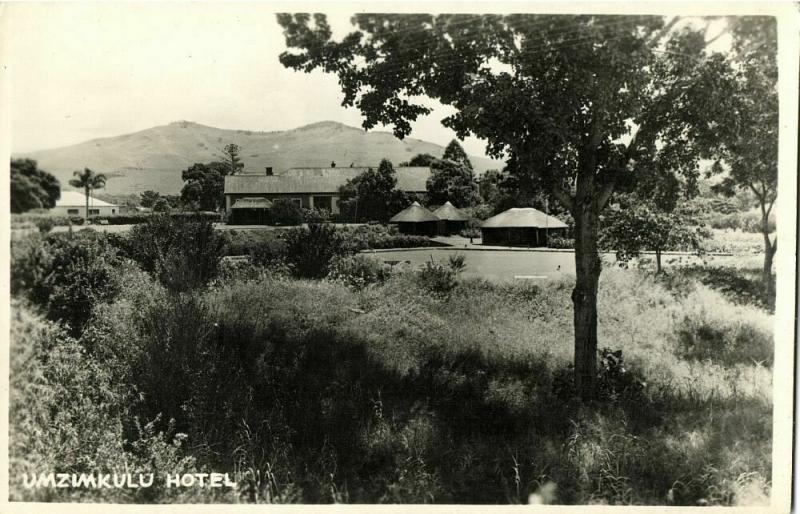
[231,197,274,209]
[55,190,117,208]
[224,166,431,195]
[390,201,440,223]
[481,208,568,229]
[433,201,469,221]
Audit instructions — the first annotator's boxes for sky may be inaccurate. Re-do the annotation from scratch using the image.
[5,3,490,155]
[4,4,732,157]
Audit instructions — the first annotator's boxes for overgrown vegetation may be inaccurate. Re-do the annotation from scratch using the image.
[10,222,773,504]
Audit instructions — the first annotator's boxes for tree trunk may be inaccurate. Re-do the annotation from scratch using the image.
[84,186,89,223]
[572,204,602,399]
[760,205,776,300]
[656,249,662,274]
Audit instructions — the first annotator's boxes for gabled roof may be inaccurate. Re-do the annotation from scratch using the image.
[231,197,273,209]
[433,201,469,221]
[224,166,431,195]
[390,201,439,223]
[55,190,117,208]
[481,208,568,229]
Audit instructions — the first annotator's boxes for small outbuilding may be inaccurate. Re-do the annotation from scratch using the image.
[51,191,119,217]
[433,201,469,235]
[481,207,568,247]
[229,197,273,225]
[389,201,442,236]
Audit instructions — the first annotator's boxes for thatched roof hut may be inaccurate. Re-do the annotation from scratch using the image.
[433,201,469,235]
[390,201,442,236]
[481,207,568,247]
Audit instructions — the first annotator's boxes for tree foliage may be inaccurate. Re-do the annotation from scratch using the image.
[708,17,778,291]
[600,196,710,273]
[221,143,244,175]
[69,167,107,220]
[277,13,739,397]
[180,162,228,211]
[140,190,161,209]
[338,159,410,222]
[10,159,61,213]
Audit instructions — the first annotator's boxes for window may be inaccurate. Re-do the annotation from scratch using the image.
[89,209,100,215]
[112,209,115,214]
[67,209,79,215]
[291,198,302,208]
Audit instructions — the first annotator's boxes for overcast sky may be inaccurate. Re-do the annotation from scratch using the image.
[5,4,732,157]
[6,3,494,156]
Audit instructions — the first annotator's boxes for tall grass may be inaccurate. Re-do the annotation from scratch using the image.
[10,257,772,504]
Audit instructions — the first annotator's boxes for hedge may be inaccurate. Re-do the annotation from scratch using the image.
[12,211,222,227]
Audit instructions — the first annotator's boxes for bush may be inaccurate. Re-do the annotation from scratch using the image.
[34,218,55,233]
[416,255,464,294]
[304,207,332,224]
[11,211,221,227]
[10,231,124,335]
[283,223,351,278]
[271,198,305,225]
[548,236,574,249]
[327,254,393,289]
[125,215,226,292]
[339,224,448,251]
[458,227,481,238]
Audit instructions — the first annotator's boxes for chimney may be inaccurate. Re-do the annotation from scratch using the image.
[265,166,273,176]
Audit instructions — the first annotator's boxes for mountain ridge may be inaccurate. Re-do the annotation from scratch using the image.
[16,120,503,194]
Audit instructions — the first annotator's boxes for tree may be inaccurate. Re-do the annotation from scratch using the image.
[278,14,736,398]
[442,139,474,172]
[140,190,161,209]
[425,158,480,207]
[10,159,60,213]
[271,198,305,225]
[338,159,408,222]
[400,153,438,167]
[69,168,107,222]
[180,162,227,211]
[221,143,244,175]
[600,196,709,273]
[152,198,171,213]
[709,18,777,295]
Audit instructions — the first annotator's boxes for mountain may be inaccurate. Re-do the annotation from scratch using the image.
[16,121,505,195]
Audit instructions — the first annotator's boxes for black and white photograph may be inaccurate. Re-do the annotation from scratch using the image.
[1,2,797,510]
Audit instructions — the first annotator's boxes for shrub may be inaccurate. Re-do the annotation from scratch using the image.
[304,207,332,224]
[11,231,124,335]
[416,255,464,294]
[126,215,226,292]
[548,236,574,249]
[339,224,447,251]
[327,254,393,289]
[34,218,55,233]
[271,198,305,225]
[458,227,481,239]
[283,223,351,278]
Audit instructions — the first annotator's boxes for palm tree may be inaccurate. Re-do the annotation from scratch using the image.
[68,167,107,222]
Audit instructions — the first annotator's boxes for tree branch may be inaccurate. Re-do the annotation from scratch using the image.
[549,182,575,212]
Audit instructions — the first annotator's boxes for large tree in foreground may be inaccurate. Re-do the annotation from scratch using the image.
[278,13,736,397]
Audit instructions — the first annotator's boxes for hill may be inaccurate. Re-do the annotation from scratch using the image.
[16,121,504,195]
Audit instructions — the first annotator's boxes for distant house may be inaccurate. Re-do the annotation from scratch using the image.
[389,201,442,236]
[50,191,119,217]
[223,166,431,220]
[433,201,469,235]
[481,207,568,247]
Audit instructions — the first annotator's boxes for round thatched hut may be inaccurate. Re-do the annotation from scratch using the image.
[481,207,568,247]
[389,201,442,236]
[433,201,469,235]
